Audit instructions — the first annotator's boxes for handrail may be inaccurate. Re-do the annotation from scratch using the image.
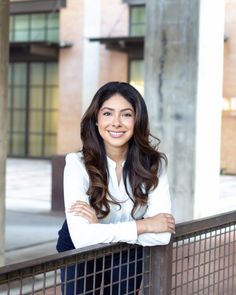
[173,210,236,238]
[1,210,235,276]
[0,210,235,295]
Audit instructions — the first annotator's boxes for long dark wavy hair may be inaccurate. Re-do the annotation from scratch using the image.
[80,81,167,219]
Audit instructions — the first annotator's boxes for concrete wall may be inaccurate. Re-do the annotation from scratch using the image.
[144,0,224,222]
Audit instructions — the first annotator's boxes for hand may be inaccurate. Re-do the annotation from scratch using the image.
[136,213,175,235]
[68,201,98,224]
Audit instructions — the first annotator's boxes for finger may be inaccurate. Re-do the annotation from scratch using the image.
[69,202,93,212]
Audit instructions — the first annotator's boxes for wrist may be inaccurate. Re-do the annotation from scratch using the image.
[136,218,149,235]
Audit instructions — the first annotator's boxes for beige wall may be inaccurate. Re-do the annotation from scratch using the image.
[57,0,84,154]
[57,0,130,154]
[99,0,129,86]
[221,113,236,174]
[223,0,236,97]
[221,0,236,174]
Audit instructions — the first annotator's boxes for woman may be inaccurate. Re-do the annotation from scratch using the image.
[57,81,175,294]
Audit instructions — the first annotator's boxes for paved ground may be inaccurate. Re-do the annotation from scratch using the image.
[5,158,65,266]
[3,158,236,267]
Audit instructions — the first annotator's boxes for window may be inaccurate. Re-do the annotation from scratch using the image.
[8,62,59,157]
[129,59,144,95]
[10,12,59,42]
[130,5,145,36]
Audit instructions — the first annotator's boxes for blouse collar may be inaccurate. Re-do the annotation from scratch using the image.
[106,156,126,168]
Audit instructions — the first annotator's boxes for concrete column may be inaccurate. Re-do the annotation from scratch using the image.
[144,0,225,221]
[0,0,9,266]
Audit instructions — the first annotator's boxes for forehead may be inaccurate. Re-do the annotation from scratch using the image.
[100,94,133,110]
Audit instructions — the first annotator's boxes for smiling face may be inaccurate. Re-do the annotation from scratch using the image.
[97,94,135,155]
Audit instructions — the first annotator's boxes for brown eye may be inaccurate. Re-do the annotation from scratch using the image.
[103,112,111,116]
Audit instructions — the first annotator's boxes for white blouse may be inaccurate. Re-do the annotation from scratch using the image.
[64,152,172,249]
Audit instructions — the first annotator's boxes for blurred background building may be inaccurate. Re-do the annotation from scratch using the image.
[8,0,236,174]
[6,0,236,222]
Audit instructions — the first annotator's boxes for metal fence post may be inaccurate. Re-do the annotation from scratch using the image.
[144,241,173,295]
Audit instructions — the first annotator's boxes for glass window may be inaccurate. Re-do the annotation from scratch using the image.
[14,14,29,41]
[30,63,44,85]
[8,61,58,157]
[12,133,25,156]
[130,6,145,36]
[28,134,42,157]
[10,12,59,42]
[44,135,57,157]
[30,14,46,41]
[46,87,59,109]
[46,63,58,85]
[30,87,43,109]
[14,63,27,86]
[129,59,144,95]
[13,87,27,109]
[29,111,43,133]
[12,110,25,132]
[45,111,58,133]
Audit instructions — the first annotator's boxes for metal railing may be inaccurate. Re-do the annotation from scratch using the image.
[0,210,235,295]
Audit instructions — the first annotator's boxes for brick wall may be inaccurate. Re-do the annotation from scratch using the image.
[221,0,236,174]
[221,113,236,174]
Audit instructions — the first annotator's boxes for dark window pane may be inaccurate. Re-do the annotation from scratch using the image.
[44,135,57,156]
[12,133,25,156]
[30,63,44,85]
[29,111,43,132]
[46,63,58,85]
[31,14,46,29]
[47,13,59,29]
[14,14,29,30]
[130,6,145,36]
[30,29,46,41]
[13,87,27,109]
[14,63,27,86]
[45,87,58,109]
[47,29,59,42]
[30,87,44,109]
[12,110,25,132]
[129,60,144,95]
[28,134,42,156]
[45,111,58,133]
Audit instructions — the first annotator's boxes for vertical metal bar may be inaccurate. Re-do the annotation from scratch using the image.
[232,225,236,294]
[149,242,173,295]
[143,247,151,295]
[118,248,121,295]
[174,241,178,295]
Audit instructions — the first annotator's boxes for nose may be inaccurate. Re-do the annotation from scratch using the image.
[112,114,121,127]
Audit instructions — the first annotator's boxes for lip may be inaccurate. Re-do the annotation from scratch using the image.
[108,131,125,138]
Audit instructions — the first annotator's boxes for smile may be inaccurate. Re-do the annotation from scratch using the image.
[108,131,125,138]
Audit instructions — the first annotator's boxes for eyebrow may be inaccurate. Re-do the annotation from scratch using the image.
[100,107,134,112]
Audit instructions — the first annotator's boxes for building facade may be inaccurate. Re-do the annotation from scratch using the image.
[8,0,236,175]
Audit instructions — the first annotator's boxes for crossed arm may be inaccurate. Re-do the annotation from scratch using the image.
[68,200,175,235]
[64,153,175,248]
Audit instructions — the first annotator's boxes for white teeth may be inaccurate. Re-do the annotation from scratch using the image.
[109,131,124,138]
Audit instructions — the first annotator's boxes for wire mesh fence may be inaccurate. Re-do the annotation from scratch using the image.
[171,211,236,295]
[0,210,235,295]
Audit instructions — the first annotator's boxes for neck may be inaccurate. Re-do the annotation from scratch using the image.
[106,146,128,167]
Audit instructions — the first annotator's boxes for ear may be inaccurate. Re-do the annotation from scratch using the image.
[95,122,98,126]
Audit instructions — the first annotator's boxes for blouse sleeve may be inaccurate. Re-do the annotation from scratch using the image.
[136,168,173,246]
[64,153,138,249]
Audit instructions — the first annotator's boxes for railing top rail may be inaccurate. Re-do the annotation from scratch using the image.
[174,210,236,239]
[0,210,235,281]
